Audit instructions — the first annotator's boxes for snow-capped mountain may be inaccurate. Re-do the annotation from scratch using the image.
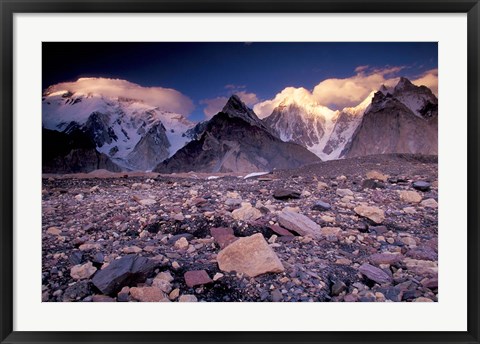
[42,78,195,171]
[262,77,437,160]
[155,95,320,173]
[262,98,338,160]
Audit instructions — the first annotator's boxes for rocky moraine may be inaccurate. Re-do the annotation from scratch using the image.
[42,154,438,303]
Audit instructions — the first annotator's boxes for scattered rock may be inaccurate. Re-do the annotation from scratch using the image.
[122,246,142,254]
[130,287,166,302]
[184,270,213,288]
[331,281,347,296]
[231,202,262,222]
[174,237,189,250]
[46,227,61,235]
[412,181,431,191]
[273,188,301,200]
[398,190,422,203]
[369,253,403,265]
[91,255,158,295]
[70,262,97,280]
[277,211,322,238]
[210,227,238,248]
[92,295,116,302]
[358,263,392,284]
[217,233,285,277]
[311,200,331,211]
[268,224,294,237]
[354,205,385,224]
[421,198,438,208]
[336,188,354,197]
[178,294,198,302]
[366,170,388,181]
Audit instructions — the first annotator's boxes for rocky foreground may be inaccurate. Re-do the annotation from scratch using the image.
[42,154,438,302]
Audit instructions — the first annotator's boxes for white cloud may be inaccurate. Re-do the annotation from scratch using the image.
[201,91,259,119]
[46,77,194,115]
[253,65,438,118]
[412,68,438,96]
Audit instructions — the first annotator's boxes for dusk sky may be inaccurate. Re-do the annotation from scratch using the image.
[43,42,438,121]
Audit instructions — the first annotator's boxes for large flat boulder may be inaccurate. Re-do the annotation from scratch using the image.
[277,211,322,239]
[217,233,284,277]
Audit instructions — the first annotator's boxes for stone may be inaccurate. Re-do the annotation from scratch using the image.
[91,255,158,295]
[213,273,224,281]
[273,188,301,200]
[92,295,116,302]
[320,226,341,237]
[231,202,262,222]
[271,289,283,302]
[122,246,142,254]
[69,251,84,266]
[167,233,194,245]
[62,281,91,301]
[412,181,431,192]
[169,288,180,300]
[173,213,185,221]
[401,236,417,247]
[311,200,331,211]
[317,181,328,190]
[422,277,438,289]
[130,287,165,302]
[354,205,385,224]
[217,233,285,277]
[413,297,434,302]
[370,225,388,235]
[154,271,174,283]
[138,198,157,206]
[46,227,61,235]
[210,227,238,248]
[366,170,388,181]
[74,194,84,201]
[336,188,354,197]
[174,237,189,250]
[362,179,385,190]
[369,253,403,265]
[358,263,392,284]
[178,294,198,302]
[79,242,102,251]
[70,262,97,280]
[398,190,422,203]
[421,198,438,208]
[331,281,347,296]
[184,270,213,288]
[406,246,438,261]
[404,258,438,275]
[277,211,322,239]
[268,224,294,237]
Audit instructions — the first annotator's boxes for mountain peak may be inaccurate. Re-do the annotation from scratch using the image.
[221,94,266,129]
[394,77,416,92]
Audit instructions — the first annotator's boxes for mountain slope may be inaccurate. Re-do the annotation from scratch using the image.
[343,89,438,158]
[154,96,320,173]
[42,78,195,171]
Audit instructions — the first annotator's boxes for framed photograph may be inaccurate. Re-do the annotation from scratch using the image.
[1,1,478,343]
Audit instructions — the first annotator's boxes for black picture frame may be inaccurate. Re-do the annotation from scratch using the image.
[1,1,479,343]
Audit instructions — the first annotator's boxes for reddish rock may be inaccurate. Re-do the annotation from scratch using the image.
[359,263,392,284]
[210,227,237,248]
[184,270,213,288]
[268,224,294,237]
[130,286,165,302]
[369,253,403,265]
[92,295,116,302]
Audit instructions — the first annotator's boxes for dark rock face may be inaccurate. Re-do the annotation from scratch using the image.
[343,90,437,158]
[42,128,121,173]
[155,96,320,173]
[91,255,158,295]
[273,188,301,200]
[83,112,117,148]
[127,122,170,171]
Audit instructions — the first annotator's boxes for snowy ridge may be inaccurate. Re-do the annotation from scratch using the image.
[42,78,195,170]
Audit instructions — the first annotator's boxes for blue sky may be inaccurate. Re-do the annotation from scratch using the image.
[43,42,438,121]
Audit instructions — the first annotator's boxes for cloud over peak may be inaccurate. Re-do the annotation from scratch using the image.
[45,77,195,115]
